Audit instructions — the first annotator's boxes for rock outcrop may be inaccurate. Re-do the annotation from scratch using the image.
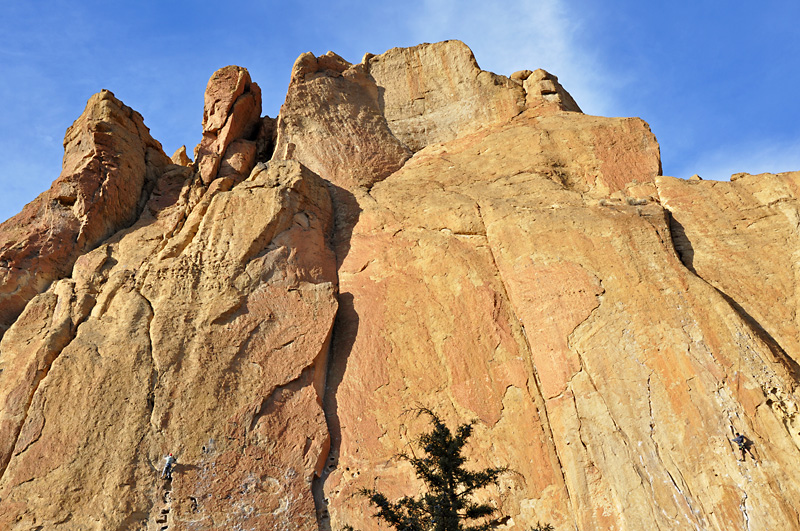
[0,40,799,531]
[0,160,337,529]
[0,90,172,339]
[194,66,262,185]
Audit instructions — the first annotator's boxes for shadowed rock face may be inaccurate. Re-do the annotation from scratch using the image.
[0,40,800,531]
[0,90,172,339]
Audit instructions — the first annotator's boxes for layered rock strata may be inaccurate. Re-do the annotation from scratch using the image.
[0,40,798,531]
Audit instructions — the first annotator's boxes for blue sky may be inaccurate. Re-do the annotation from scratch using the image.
[1,1,798,222]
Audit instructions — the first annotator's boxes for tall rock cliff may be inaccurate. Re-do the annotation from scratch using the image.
[0,41,798,531]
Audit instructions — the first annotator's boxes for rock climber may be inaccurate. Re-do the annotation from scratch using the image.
[732,433,755,462]
[161,453,176,480]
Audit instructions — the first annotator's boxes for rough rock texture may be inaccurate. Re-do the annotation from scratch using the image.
[0,90,171,339]
[657,172,800,439]
[194,66,262,185]
[512,68,582,113]
[314,117,800,530]
[273,50,412,191]
[1,40,799,531]
[171,145,192,166]
[0,160,337,530]
[657,172,800,359]
[363,40,526,152]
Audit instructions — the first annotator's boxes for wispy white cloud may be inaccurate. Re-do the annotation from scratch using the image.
[673,138,800,181]
[404,0,622,115]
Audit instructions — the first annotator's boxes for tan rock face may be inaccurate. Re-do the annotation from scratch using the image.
[311,108,799,529]
[364,40,526,152]
[171,145,193,166]
[273,51,411,191]
[194,66,262,184]
[0,89,171,339]
[514,68,582,113]
[0,161,338,530]
[1,41,800,531]
[656,172,800,434]
[272,40,541,192]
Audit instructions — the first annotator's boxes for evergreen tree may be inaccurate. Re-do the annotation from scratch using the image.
[344,409,516,531]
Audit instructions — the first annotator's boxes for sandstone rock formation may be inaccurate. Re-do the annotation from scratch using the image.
[170,146,192,166]
[0,90,172,339]
[0,40,799,531]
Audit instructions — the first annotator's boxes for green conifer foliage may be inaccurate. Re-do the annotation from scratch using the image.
[345,409,510,531]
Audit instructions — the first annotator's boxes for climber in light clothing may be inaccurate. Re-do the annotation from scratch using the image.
[161,453,176,480]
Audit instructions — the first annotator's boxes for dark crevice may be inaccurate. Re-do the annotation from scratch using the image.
[256,116,277,164]
[663,208,800,384]
[665,210,695,273]
[315,291,358,531]
[313,179,361,530]
[716,289,800,383]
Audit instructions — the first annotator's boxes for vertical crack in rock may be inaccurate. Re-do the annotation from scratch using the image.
[663,209,696,273]
[660,197,800,448]
[315,197,356,531]
[137,287,160,433]
[641,372,702,525]
[472,200,578,526]
[127,285,160,530]
[741,491,751,531]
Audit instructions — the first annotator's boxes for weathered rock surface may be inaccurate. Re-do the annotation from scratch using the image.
[364,40,526,152]
[171,145,192,166]
[315,116,800,531]
[657,172,800,361]
[194,66,262,185]
[0,40,799,531]
[273,50,411,191]
[512,68,582,113]
[0,90,171,339]
[0,160,337,529]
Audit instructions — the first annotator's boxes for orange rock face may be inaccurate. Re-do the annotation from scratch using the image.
[0,90,171,339]
[194,66,262,185]
[0,160,337,530]
[0,41,799,531]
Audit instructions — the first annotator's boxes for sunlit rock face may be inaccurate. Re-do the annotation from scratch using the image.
[0,41,799,531]
[0,90,172,340]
